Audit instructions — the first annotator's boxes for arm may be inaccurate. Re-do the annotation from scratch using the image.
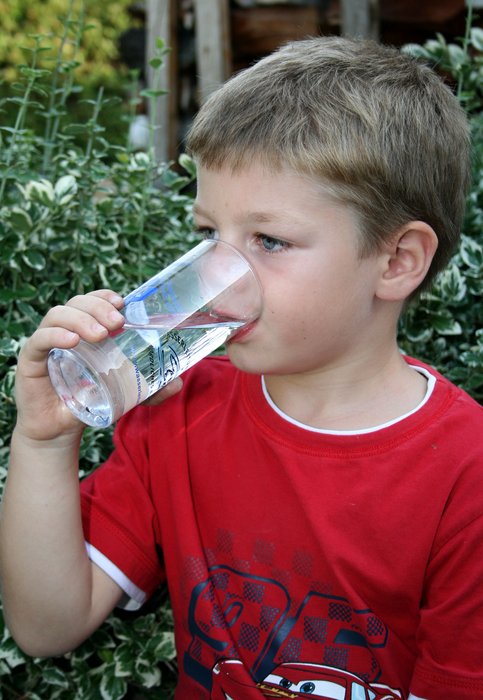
[0,291,180,657]
[0,291,126,656]
[1,431,123,657]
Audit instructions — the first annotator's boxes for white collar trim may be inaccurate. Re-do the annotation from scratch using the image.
[261,365,436,436]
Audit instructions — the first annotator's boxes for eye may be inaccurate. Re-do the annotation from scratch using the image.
[279,678,292,689]
[195,227,219,241]
[300,682,316,693]
[256,234,290,253]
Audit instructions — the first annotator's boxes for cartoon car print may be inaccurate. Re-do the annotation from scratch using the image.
[211,660,403,700]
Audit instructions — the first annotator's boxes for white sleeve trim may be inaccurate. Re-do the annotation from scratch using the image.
[85,542,147,611]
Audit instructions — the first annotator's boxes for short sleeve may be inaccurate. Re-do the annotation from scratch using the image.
[80,406,165,603]
[411,512,483,698]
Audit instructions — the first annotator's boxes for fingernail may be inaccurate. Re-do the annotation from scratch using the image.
[92,322,107,334]
[108,309,124,323]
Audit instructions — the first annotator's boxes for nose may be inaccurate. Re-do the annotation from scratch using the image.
[200,240,263,322]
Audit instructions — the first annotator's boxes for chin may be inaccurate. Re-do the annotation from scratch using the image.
[225,344,265,375]
[225,345,287,377]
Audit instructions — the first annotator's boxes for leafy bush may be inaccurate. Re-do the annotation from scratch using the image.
[0,0,143,151]
[0,26,194,700]
[0,0,134,88]
[399,21,483,401]
[0,590,177,699]
[0,13,481,700]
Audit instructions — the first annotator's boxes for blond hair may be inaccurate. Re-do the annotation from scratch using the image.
[186,36,471,289]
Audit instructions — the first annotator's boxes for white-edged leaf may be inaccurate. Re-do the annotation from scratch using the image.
[54,174,77,204]
[99,669,128,700]
[22,249,46,271]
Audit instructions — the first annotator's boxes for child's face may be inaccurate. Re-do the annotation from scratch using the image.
[193,162,386,378]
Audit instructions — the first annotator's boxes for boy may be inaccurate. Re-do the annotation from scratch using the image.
[1,36,482,700]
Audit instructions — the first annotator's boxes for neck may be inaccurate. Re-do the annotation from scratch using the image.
[263,347,428,432]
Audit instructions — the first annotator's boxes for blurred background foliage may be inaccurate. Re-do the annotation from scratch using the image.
[0,6,191,696]
[0,0,139,149]
[0,0,134,87]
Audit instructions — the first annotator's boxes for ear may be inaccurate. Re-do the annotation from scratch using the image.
[375,222,438,302]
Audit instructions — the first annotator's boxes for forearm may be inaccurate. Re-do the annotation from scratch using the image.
[0,430,115,656]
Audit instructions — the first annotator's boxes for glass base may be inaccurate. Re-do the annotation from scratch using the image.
[48,347,115,428]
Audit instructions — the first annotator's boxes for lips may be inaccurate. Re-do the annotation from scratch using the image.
[227,320,257,343]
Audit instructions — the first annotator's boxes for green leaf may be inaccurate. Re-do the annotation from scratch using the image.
[0,659,11,675]
[460,235,483,270]
[74,666,102,697]
[15,300,42,323]
[401,43,431,60]
[437,264,467,302]
[470,27,483,52]
[24,179,55,205]
[147,631,176,659]
[113,643,134,677]
[134,658,161,688]
[64,123,90,135]
[140,89,169,99]
[40,665,70,688]
[99,668,128,700]
[448,43,467,70]
[0,338,20,357]
[0,636,26,669]
[403,322,433,344]
[178,153,197,178]
[22,250,46,270]
[9,207,32,232]
[431,312,463,335]
[0,285,37,302]
[54,174,77,204]
[149,57,164,69]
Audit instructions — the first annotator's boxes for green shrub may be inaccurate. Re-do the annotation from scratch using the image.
[399,22,483,401]
[0,0,142,151]
[0,25,193,700]
[0,13,481,700]
[0,0,134,88]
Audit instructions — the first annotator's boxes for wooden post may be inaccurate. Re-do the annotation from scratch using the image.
[340,0,380,40]
[146,0,178,163]
[194,0,232,104]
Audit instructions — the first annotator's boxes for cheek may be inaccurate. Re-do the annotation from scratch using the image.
[257,251,368,326]
[261,280,325,337]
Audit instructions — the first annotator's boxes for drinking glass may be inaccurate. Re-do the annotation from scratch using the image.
[48,239,262,428]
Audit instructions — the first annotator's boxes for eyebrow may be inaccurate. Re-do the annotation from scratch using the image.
[192,203,212,219]
[193,203,293,226]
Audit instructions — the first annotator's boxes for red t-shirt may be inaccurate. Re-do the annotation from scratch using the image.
[80,356,483,700]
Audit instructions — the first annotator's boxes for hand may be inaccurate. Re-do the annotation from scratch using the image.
[14,290,126,442]
[14,290,184,442]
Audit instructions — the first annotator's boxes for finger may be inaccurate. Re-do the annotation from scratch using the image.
[18,328,85,382]
[78,289,125,309]
[19,327,81,367]
[20,291,125,379]
[39,299,124,339]
[143,377,183,405]
[53,290,124,327]
[64,291,125,320]
[38,306,111,344]
[66,292,126,330]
